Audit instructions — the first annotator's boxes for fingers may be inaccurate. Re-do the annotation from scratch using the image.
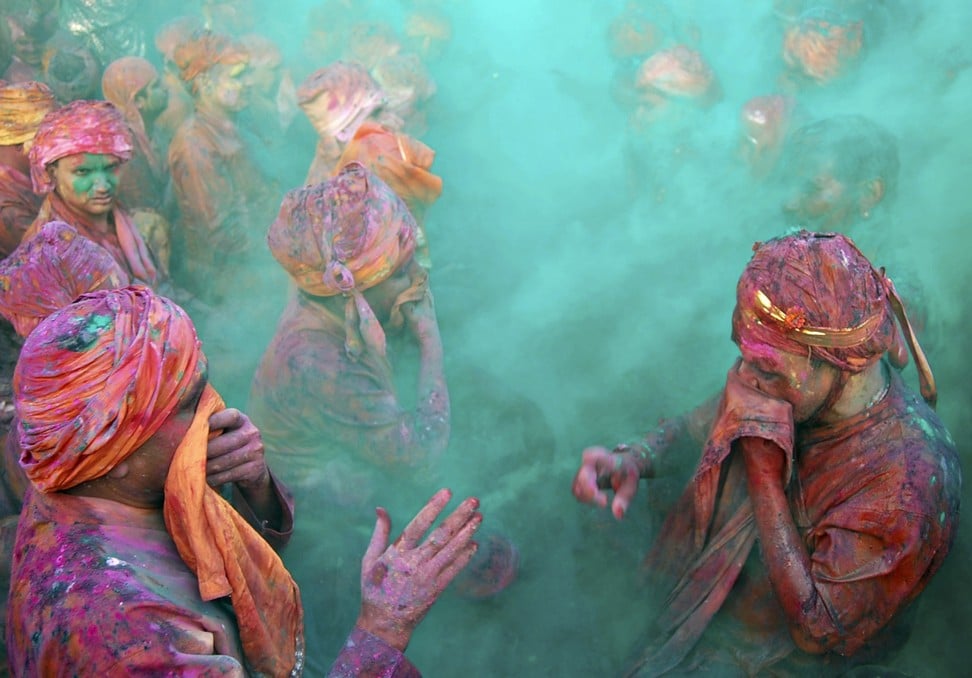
[208,407,246,432]
[435,541,479,592]
[572,447,612,507]
[427,507,482,574]
[611,462,641,520]
[363,507,392,573]
[396,488,451,549]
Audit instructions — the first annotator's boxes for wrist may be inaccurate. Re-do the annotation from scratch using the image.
[612,442,655,479]
[355,610,412,652]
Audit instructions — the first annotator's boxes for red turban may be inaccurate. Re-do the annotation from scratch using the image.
[28,100,134,194]
[172,29,248,90]
[733,230,936,404]
[14,285,202,491]
[0,221,129,338]
[268,162,419,358]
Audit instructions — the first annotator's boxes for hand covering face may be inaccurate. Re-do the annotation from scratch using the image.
[27,99,134,194]
[0,221,129,337]
[0,80,56,146]
[268,161,419,359]
[14,285,303,676]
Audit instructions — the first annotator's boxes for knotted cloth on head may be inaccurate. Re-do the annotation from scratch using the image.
[268,161,419,359]
[0,80,57,146]
[28,99,134,194]
[172,29,248,92]
[733,229,936,404]
[0,221,129,338]
[297,61,386,142]
[101,56,162,175]
[14,285,304,676]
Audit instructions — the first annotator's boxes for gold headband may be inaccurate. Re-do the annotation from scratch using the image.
[752,289,883,349]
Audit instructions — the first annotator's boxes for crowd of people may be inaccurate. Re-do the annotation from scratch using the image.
[0,0,965,676]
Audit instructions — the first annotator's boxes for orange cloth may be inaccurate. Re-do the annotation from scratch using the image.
[14,285,303,675]
[0,221,129,337]
[335,121,443,218]
[27,99,134,195]
[267,162,417,359]
[0,80,56,146]
[164,384,304,676]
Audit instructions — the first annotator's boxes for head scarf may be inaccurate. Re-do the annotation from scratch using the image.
[155,15,204,65]
[335,121,443,217]
[172,29,248,91]
[28,99,134,194]
[733,230,936,404]
[40,34,102,103]
[14,285,303,675]
[0,80,57,146]
[297,61,386,142]
[101,56,161,174]
[268,161,419,358]
[0,221,129,337]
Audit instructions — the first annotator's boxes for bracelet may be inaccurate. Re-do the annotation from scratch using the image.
[611,442,655,479]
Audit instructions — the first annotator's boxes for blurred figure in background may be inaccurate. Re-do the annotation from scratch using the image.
[0,79,56,259]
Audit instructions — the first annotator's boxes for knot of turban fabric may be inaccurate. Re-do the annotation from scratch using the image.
[0,221,129,338]
[101,56,162,175]
[28,99,134,194]
[15,285,304,676]
[268,161,418,359]
[336,121,443,216]
[733,230,936,404]
[0,80,57,146]
[172,29,248,90]
[297,61,386,142]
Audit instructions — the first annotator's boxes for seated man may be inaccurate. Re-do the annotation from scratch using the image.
[7,285,481,675]
[572,230,959,676]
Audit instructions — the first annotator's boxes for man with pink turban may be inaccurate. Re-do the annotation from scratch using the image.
[8,285,481,676]
[572,231,959,675]
[249,163,452,671]
[0,79,56,259]
[26,99,162,287]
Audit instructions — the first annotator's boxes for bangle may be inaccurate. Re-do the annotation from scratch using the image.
[611,442,655,479]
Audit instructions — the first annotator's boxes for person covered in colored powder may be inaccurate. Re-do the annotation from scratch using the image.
[0,79,56,259]
[7,284,482,676]
[249,162,451,669]
[24,99,163,289]
[101,56,173,216]
[572,231,960,676]
[167,28,279,300]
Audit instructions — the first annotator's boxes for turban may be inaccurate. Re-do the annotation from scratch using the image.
[0,221,129,338]
[0,80,57,146]
[733,230,936,403]
[28,100,134,194]
[268,162,419,358]
[14,285,202,491]
[14,285,304,674]
[155,15,204,64]
[101,56,161,173]
[297,61,386,142]
[172,29,248,89]
[335,121,443,216]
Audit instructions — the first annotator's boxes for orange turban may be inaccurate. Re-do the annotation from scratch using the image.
[0,221,129,338]
[14,285,304,674]
[335,121,443,216]
[0,80,57,146]
[28,100,134,194]
[172,29,248,90]
[733,230,936,403]
[297,61,386,141]
[101,56,162,175]
[268,162,418,358]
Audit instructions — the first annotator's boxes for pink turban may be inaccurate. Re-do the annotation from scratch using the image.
[0,221,129,338]
[28,100,134,194]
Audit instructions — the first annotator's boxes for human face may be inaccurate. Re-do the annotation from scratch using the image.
[735,336,839,424]
[781,169,857,230]
[363,257,417,322]
[202,62,249,112]
[50,153,124,220]
[135,77,170,121]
